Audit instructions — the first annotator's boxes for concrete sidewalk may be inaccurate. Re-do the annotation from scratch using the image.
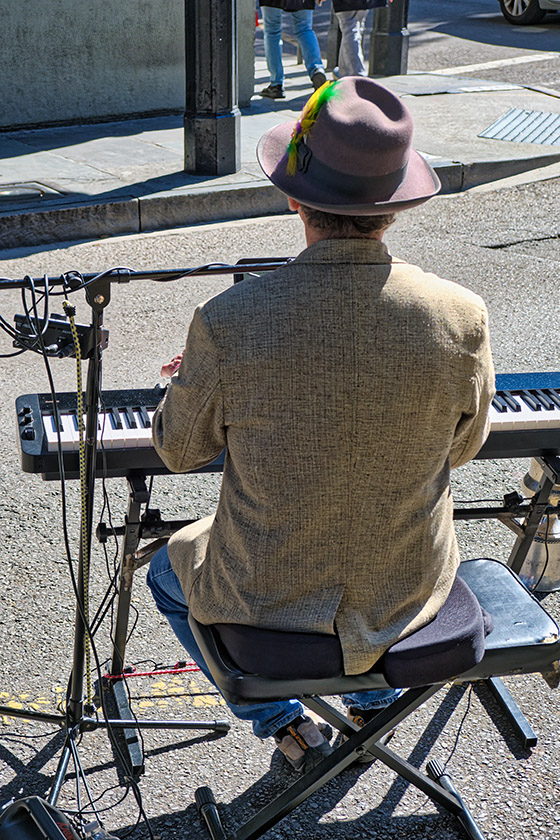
[1,57,560,250]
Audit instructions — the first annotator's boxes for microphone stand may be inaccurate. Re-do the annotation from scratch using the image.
[0,261,289,809]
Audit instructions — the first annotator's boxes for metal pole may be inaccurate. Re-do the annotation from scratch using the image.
[184,0,240,175]
[369,0,410,78]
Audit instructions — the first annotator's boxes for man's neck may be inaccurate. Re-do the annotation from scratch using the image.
[304,227,385,246]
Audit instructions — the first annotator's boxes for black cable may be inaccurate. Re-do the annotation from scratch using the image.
[453,497,511,505]
[531,512,551,592]
[46,267,136,297]
[0,348,28,358]
[63,782,132,818]
[441,685,473,773]
[3,269,177,838]
[404,684,474,818]
[146,262,231,282]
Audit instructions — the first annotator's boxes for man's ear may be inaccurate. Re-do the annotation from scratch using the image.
[287,197,300,213]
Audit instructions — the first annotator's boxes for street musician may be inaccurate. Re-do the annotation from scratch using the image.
[147,76,495,773]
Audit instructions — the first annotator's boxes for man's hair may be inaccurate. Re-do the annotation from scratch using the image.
[299,204,396,238]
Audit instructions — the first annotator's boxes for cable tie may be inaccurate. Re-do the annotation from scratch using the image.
[104,663,200,679]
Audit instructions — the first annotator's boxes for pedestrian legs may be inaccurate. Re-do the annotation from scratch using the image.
[336,10,369,77]
[262,7,285,87]
[290,10,325,81]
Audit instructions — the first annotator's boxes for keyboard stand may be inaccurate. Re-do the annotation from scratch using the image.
[101,473,228,778]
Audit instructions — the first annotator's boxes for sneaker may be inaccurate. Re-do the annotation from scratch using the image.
[332,66,341,80]
[311,70,327,91]
[345,706,395,764]
[273,714,333,773]
[260,84,285,99]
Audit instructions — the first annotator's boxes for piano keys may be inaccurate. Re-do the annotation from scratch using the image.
[15,372,560,480]
[42,404,156,452]
[480,371,560,459]
[15,387,224,480]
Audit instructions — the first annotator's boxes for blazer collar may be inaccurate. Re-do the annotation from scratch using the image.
[292,238,396,266]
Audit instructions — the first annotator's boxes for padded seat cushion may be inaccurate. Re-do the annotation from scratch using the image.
[214,624,344,679]
[214,573,492,685]
[382,575,493,687]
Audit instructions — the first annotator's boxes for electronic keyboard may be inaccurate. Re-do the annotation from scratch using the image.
[15,387,223,480]
[15,372,560,480]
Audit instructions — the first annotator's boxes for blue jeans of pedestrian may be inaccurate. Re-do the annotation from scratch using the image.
[336,10,368,77]
[262,8,324,86]
[146,544,401,739]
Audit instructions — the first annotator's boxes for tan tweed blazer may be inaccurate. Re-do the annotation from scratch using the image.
[153,238,494,675]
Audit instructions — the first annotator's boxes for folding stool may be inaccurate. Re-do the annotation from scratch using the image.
[188,558,560,840]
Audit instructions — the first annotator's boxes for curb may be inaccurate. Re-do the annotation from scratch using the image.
[2,153,560,250]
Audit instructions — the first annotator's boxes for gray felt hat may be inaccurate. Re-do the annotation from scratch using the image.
[257,76,440,215]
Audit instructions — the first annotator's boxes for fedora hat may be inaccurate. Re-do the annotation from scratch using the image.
[257,76,440,215]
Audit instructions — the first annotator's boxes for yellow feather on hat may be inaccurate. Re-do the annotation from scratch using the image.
[286,80,340,176]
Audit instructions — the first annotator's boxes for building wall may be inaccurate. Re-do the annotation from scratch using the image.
[0,0,254,130]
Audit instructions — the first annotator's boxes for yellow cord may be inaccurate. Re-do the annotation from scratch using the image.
[62,300,93,706]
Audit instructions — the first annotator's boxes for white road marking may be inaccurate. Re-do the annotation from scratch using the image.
[430,53,560,76]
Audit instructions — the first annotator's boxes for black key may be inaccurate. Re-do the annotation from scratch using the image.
[544,389,560,409]
[110,407,123,429]
[499,390,521,412]
[492,395,508,413]
[531,389,555,410]
[518,390,541,411]
[137,406,151,428]
[122,406,137,429]
[50,412,63,432]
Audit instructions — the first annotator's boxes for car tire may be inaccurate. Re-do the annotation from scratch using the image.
[499,0,546,25]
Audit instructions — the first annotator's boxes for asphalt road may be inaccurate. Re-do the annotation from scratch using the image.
[0,169,559,839]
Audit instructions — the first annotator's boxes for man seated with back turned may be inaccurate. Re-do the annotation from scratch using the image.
[147,76,495,773]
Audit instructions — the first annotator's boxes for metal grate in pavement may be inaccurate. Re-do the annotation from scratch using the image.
[479,108,560,146]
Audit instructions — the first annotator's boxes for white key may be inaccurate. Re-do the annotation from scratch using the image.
[489,399,521,431]
[44,413,77,451]
[119,409,140,448]
[97,411,122,449]
[133,409,153,447]
[507,396,543,430]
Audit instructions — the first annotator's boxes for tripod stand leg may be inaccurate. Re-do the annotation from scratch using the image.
[48,734,73,806]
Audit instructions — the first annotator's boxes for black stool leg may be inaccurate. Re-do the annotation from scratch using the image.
[196,787,226,840]
[427,759,485,840]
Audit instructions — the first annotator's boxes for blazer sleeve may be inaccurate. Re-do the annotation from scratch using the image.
[152,305,225,473]
[449,303,495,470]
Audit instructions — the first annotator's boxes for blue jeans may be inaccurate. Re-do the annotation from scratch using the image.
[262,8,324,86]
[336,10,368,77]
[146,545,401,739]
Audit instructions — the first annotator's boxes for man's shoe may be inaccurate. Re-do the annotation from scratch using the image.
[260,84,285,99]
[311,70,327,90]
[273,714,333,773]
[345,706,396,764]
